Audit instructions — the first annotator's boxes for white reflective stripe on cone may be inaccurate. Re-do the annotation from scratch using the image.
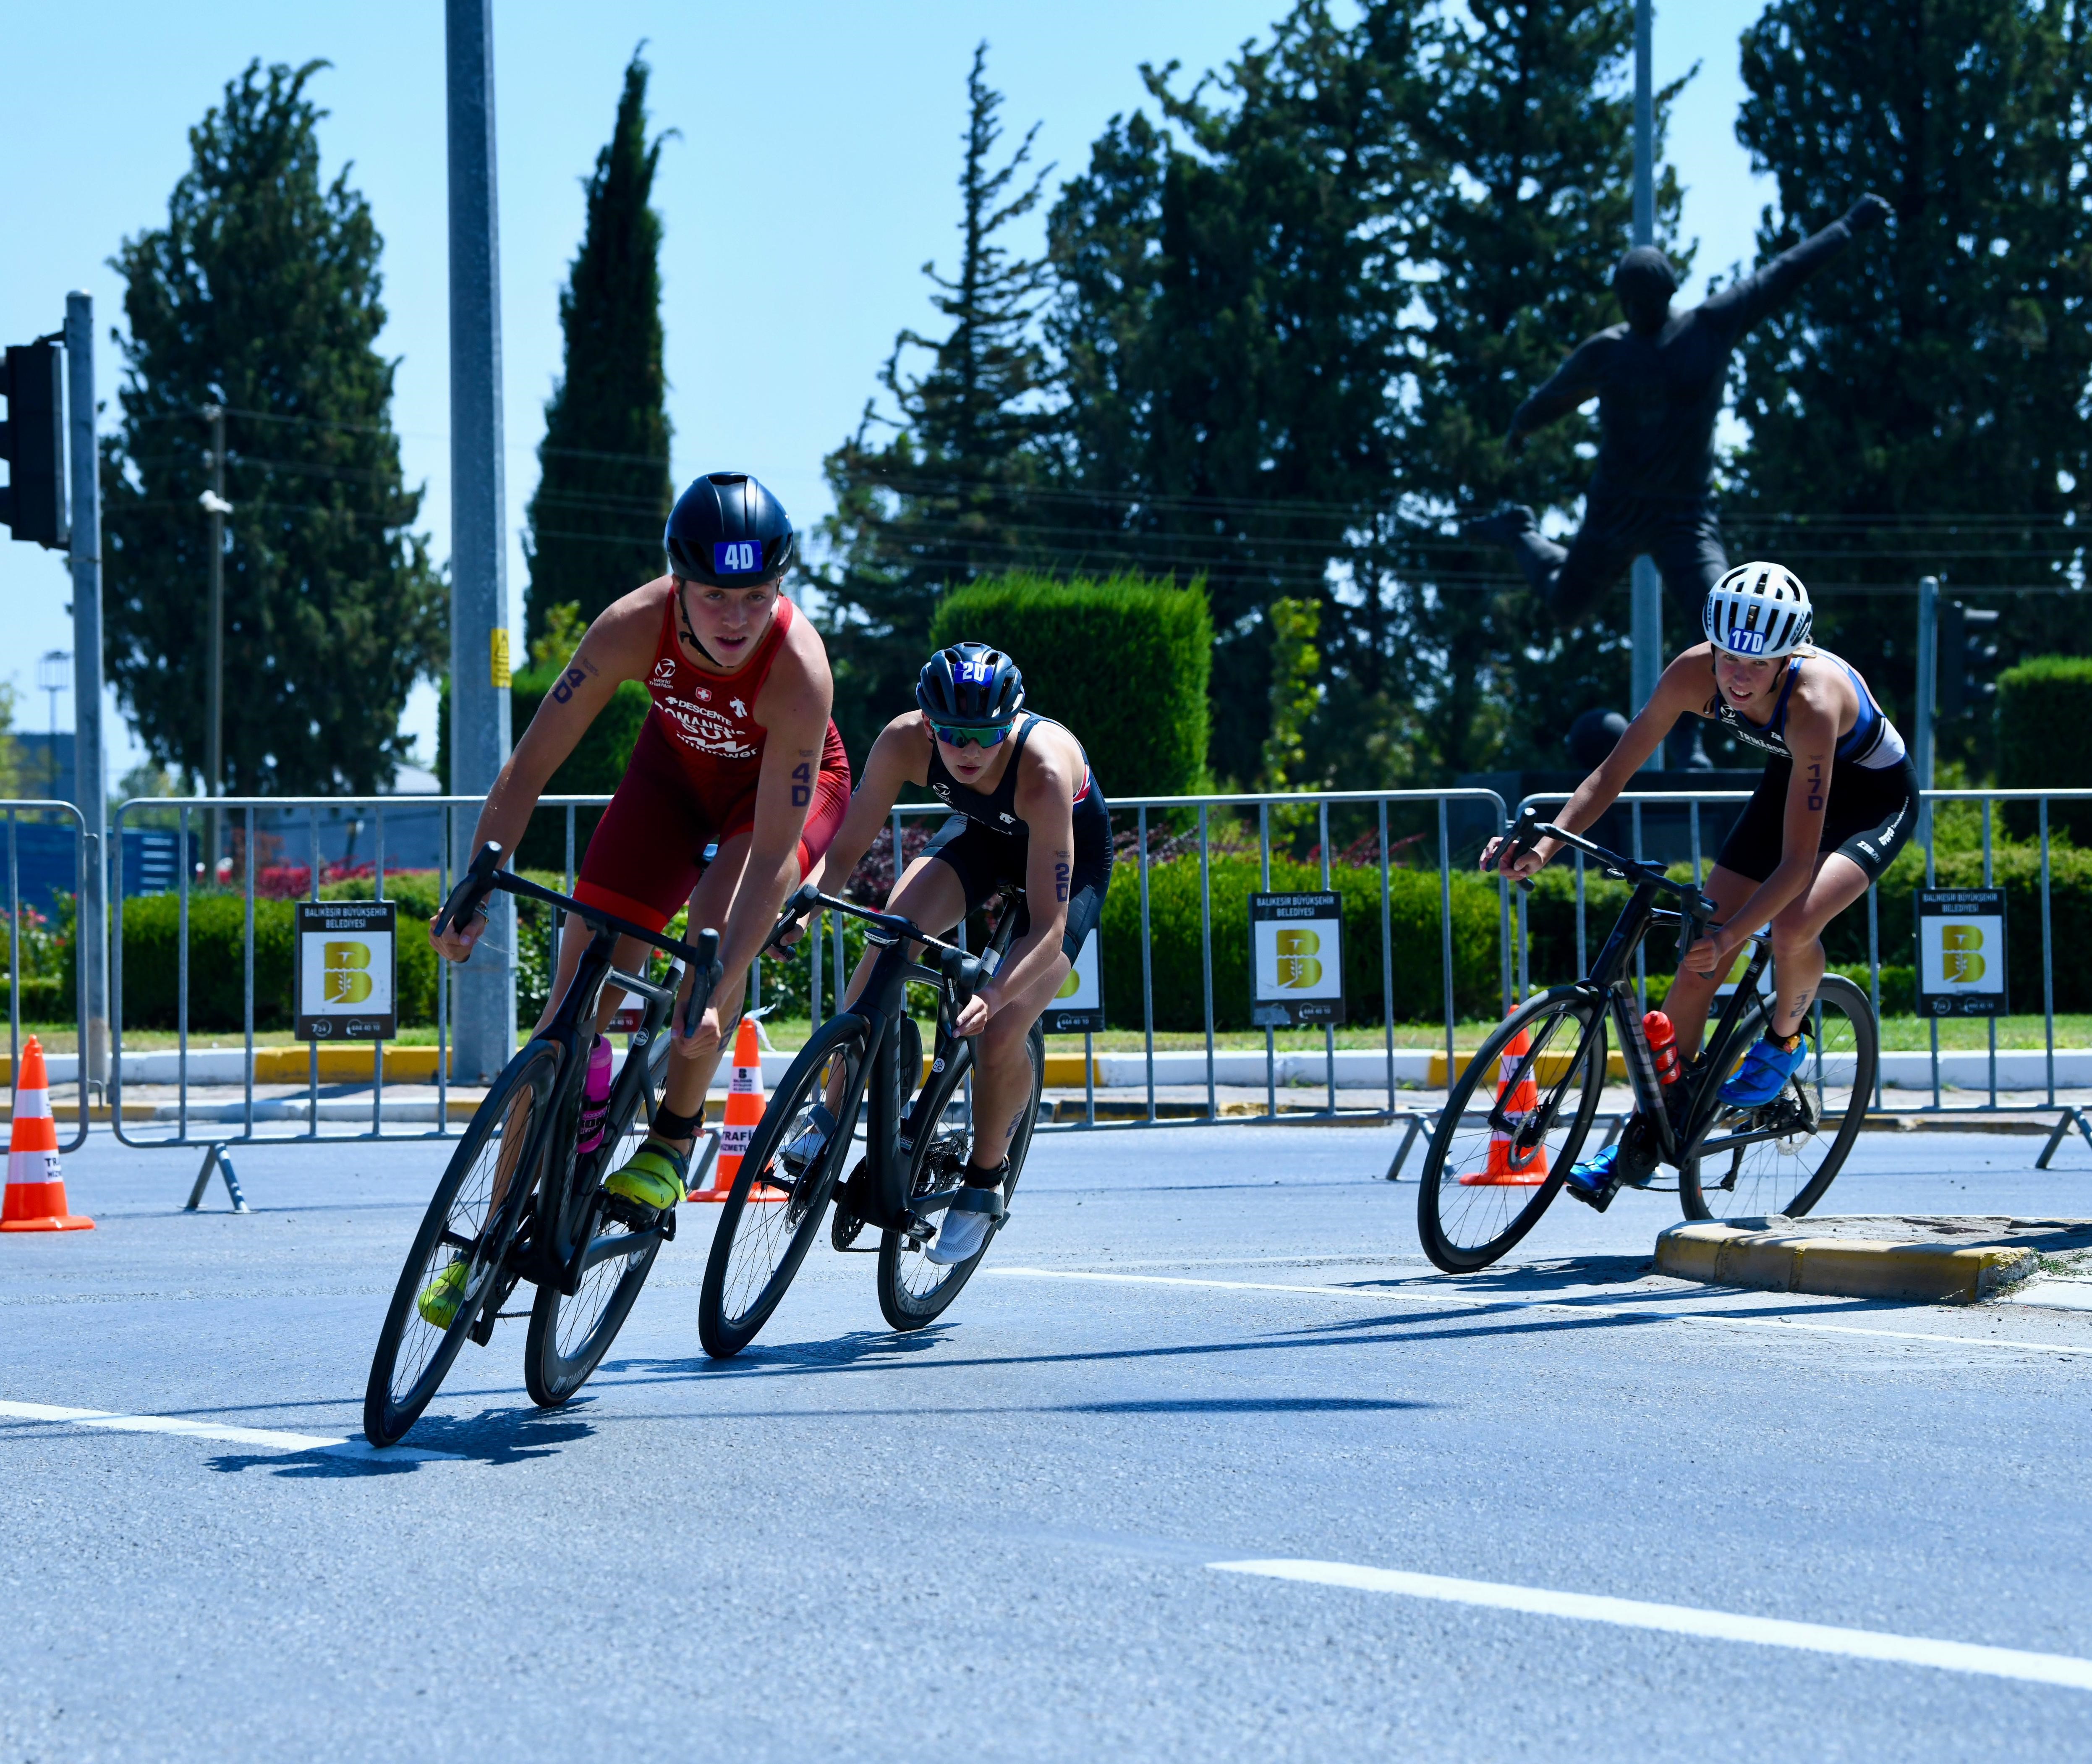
[7,1152,62,1182]
[10,1088,50,1118]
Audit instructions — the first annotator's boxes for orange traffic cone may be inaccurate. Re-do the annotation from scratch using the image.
[1,1038,93,1232]
[687,1018,782,1203]
[1459,1027,1550,1188]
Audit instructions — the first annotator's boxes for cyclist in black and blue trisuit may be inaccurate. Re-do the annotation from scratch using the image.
[792,643,1113,1262]
[1486,562,1919,1203]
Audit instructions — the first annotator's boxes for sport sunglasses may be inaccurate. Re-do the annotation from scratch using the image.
[931,720,1014,750]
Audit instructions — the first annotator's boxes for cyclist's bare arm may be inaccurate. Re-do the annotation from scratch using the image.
[965,728,1080,1031]
[799,713,930,897]
[712,631,834,981]
[1486,648,1706,880]
[431,586,662,961]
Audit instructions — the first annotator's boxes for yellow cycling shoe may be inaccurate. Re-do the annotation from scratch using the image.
[416,1257,470,1329]
[604,1136,691,1213]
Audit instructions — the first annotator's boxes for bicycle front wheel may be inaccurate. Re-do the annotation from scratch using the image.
[1679,973,1877,1222]
[364,1042,557,1447]
[877,1021,1044,1331]
[524,1030,672,1408]
[697,1016,864,1358]
[1416,988,1607,1274]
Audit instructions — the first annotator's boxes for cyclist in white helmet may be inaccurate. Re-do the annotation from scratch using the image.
[1483,561,1919,1204]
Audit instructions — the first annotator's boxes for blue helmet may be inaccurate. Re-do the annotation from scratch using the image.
[664,472,797,586]
[916,643,1025,726]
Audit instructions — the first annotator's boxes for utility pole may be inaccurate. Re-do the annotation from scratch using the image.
[65,292,110,1088]
[446,0,515,1081]
[1629,0,1663,770]
[1913,573,1938,851]
[201,403,229,872]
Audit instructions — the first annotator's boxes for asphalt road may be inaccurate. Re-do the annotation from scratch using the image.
[5,1123,2092,1761]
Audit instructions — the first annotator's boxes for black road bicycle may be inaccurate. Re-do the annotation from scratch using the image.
[1416,806,1879,1273]
[696,879,1044,1358]
[363,843,723,1446]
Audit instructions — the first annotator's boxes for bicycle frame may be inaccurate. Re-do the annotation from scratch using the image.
[434,847,723,1320]
[774,886,1024,1240]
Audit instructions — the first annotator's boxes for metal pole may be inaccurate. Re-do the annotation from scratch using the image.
[204,403,226,872]
[65,293,111,1089]
[446,0,515,1081]
[1628,0,1661,758]
[1914,574,1938,851]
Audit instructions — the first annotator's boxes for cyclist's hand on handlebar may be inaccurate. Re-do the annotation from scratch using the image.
[952,987,996,1038]
[1480,833,1551,883]
[1681,929,1739,977]
[672,1002,726,1060]
[429,904,485,964]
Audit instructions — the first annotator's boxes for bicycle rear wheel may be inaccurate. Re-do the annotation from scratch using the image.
[697,1016,863,1358]
[524,1030,672,1408]
[877,1021,1043,1330]
[1679,973,1876,1222]
[1416,988,1606,1274]
[364,1042,557,1446]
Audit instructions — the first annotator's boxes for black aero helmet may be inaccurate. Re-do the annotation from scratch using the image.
[917,642,1025,727]
[664,471,797,586]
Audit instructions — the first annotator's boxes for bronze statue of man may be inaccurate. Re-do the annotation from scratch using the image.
[1467,194,1891,630]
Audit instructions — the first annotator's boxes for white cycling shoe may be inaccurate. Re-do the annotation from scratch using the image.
[926,1164,1007,1265]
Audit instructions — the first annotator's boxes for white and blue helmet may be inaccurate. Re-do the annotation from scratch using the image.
[1703,561,1813,659]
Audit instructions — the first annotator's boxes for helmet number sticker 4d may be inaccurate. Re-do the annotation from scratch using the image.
[714,540,761,574]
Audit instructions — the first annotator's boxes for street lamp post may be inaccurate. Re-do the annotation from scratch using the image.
[200,403,230,874]
[1629,0,1663,769]
[36,650,69,798]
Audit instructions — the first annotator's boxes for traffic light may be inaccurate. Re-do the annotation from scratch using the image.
[1937,599,2001,720]
[0,338,69,549]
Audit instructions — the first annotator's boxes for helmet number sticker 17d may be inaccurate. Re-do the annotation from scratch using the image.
[1726,627,1766,654]
[714,540,761,574]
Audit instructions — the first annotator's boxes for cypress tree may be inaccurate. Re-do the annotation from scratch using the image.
[102,59,443,794]
[817,42,1057,759]
[523,48,675,645]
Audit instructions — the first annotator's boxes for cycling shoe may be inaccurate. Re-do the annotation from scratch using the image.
[1721,1034,1810,1108]
[604,1136,690,1212]
[926,1164,1007,1265]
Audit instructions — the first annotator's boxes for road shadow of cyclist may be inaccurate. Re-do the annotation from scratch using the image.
[205,1406,594,1476]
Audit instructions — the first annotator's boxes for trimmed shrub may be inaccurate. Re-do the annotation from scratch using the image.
[1097,853,1504,1031]
[1998,654,2092,843]
[0,976,67,1021]
[929,571,1211,797]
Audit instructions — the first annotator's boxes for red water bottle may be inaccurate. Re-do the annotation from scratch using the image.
[1643,1010,1681,1087]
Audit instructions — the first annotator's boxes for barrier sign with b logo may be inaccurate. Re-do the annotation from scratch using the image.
[1041,927,1104,1035]
[295,900,397,1039]
[1249,892,1345,1028]
[1915,887,2007,1018]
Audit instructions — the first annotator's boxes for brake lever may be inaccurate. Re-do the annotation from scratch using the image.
[434,841,504,937]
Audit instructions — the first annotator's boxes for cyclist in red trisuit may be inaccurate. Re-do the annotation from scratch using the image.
[429,473,851,1273]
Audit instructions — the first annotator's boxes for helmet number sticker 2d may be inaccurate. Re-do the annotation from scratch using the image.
[714,539,762,574]
[958,658,994,683]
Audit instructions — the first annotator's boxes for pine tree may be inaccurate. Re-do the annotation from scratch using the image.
[523,48,675,644]
[1730,0,2092,775]
[817,43,1057,757]
[1046,3,1426,788]
[102,60,443,794]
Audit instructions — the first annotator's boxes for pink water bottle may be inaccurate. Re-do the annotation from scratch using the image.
[576,1036,613,1153]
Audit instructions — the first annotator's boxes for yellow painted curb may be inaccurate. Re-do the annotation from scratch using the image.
[1429,1049,1627,1087]
[252,1047,448,1083]
[1656,1220,2039,1304]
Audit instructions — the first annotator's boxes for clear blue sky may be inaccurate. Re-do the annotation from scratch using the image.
[1,1,1779,793]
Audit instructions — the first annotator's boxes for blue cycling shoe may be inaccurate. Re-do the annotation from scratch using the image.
[1721,1033,1810,1108]
[1562,1141,1619,1203]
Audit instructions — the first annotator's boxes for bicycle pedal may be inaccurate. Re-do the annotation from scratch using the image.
[1562,1175,1621,1214]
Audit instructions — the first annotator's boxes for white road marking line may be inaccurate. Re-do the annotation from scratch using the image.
[993,1267,2090,1356]
[1210,1558,2092,1693]
[0,1400,461,1463]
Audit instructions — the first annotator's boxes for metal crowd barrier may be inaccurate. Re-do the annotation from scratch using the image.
[0,801,92,1156]
[1507,785,2092,1167]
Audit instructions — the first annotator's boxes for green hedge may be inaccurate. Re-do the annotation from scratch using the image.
[0,976,67,1021]
[112,877,445,1032]
[1998,654,2092,843]
[1096,853,1503,1031]
[929,572,1211,797]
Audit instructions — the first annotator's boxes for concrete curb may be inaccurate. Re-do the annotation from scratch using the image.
[1655,1219,2040,1304]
